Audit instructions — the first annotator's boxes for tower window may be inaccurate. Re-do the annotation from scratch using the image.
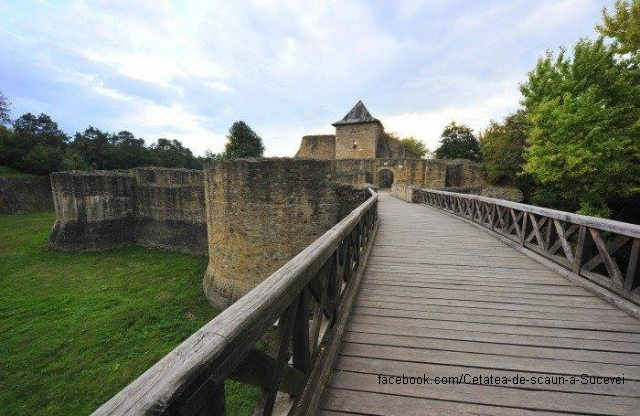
[353,141,357,150]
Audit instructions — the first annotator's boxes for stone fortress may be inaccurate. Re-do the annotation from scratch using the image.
[48,101,521,308]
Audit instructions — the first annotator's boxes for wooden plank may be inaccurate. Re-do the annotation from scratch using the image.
[350,305,640,333]
[361,279,592,296]
[357,293,630,317]
[419,189,640,239]
[358,286,614,309]
[347,322,640,353]
[342,331,640,367]
[354,299,640,325]
[321,388,568,416]
[228,348,305,396]
[339,342,640,380]
[329,370,640,415]
[336,355,640,398]
[291,217,380,416]
[349,315,640,343]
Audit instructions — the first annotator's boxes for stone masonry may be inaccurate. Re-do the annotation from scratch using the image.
[202,158,367,309]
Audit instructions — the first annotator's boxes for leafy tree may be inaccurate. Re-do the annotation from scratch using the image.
[71,128,159,170]
[597,0,640,55]
[520,38,640,217]
[399,136,430,159]
[70,126,112,169]
[150,138,201,168]
[480,110,530,185]
[5,113,72,173]
[0,91,11,126]
[224,121,264,158]
[110,131,160,168]
[434,122,480,161]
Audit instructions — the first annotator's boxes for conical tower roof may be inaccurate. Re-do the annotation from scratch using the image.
[332,101,382,127]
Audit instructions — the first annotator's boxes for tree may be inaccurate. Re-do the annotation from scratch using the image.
[70,126,112,169]
[0,91,11,126]
[520,38,640,217]
[597,0,640,55]
[7,113,72,173]
[224,121,264,158]
[399,136,430,159]
[434,122,480,161]
[480,110,530,185]
[150,138,201,168]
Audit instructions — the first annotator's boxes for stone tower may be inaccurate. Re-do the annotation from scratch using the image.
[333,101,385,159]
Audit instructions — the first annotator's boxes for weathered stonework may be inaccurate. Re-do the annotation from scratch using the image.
[49,168,207,255]
[390,183,419,203]
[335,123,383,159]
[0,176,54,214]
[133,168,207,255]
[49,171,137,251]
[294,135,336,159]
[202,159,367,309]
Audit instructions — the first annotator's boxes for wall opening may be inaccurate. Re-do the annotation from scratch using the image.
[378,169,394,189]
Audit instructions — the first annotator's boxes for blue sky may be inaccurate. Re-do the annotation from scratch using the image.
[0,0,613,156]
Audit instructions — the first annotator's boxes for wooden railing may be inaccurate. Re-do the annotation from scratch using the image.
[415,189,640,305]
[92,189,378,416]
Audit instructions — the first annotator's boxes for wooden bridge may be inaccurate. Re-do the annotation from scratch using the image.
[94,189,640,416]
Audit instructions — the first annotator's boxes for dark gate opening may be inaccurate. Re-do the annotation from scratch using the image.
[378,169,394,189]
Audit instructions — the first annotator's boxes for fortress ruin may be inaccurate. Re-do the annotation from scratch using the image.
[48,101,521,308]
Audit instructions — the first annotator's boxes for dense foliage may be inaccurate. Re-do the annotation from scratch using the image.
[0,111,248,174]
[399,136,430,158]
[476,0,640,221]
[596,0,640,54]
[0,91,11,126]
[518,4,639,217]
[209,120,265,160]
[434,122,481,161]
[479,111,530,186]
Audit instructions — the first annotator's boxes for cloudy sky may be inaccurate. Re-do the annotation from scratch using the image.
[0,0,613,156]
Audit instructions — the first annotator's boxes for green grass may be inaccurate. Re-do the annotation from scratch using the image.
[0,212,258,415]
[0,166,33,177]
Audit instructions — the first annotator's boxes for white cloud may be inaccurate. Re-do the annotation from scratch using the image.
[1,0,611,157]
[203,81,234,93]
[382,87,521,151]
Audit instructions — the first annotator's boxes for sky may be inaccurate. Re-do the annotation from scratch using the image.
[0,0,614,156]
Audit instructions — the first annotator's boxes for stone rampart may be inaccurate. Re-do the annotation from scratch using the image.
[49,168,207,255]
[49,171,136,251]
[202,159,368,309]
[390,183,419,202]
[133,168,207,255]
[294,135,336,159]
[0,176,54,214]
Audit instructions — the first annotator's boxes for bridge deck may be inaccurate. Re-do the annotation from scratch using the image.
[321,192,640,415]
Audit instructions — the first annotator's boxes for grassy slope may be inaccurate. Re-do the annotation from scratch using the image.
[0,166,33,177]
[0,212,257,415]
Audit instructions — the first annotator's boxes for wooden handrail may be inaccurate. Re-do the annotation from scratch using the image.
[416,189,639,305]
[92,189,378,416]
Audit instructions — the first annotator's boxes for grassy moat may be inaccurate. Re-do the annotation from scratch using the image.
[0,211,257,415]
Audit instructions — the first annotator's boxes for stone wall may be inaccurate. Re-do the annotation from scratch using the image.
[133,168,207,255]
[0,176,54,214]
[443,159,485,188]
[49,168,207,255]
[335,123,382,159]
[390,183,419,203]
[294,135,336,159]
[50,171,137,251]
[202,159,368,309]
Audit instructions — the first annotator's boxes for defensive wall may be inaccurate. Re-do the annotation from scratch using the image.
[49,167,207,255]
[0,176,54,214]
[202,159,368,308]
[48,158,519,309]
